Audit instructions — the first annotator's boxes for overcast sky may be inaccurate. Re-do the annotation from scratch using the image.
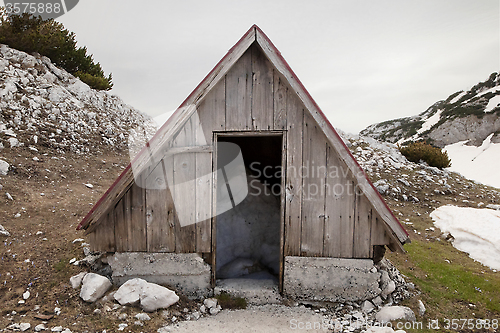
[4,0,498,133]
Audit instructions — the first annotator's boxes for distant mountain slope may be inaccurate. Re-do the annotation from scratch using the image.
[0,44,155,155]
[360,72,500,147]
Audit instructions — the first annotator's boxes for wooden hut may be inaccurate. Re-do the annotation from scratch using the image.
[78,25,409,296]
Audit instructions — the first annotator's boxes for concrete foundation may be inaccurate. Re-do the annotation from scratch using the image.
[215,278,281,305]
[109,252,211,299]
[284,256,381,302]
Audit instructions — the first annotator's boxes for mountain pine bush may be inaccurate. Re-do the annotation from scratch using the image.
[0,8,113,90]
[399,141,451,169]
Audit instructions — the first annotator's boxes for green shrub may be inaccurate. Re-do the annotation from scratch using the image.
[0,8,113,90]
[399,141,451,169]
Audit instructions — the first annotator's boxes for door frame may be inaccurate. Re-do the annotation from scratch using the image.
[211,130,287,293]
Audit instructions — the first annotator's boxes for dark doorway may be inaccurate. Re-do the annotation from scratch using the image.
[215,135,283,284]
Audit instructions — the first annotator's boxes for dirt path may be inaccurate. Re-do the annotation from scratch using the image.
[162,304,328,333]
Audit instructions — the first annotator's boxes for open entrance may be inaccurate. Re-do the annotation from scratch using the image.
[215,134,283,288]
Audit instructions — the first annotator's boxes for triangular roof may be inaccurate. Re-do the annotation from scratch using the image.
[78,25,409,250]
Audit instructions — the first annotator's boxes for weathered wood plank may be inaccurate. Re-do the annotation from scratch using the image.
[146,159,176,252]
[195,118,212,252]
[353,194,372,258]
[197,77,225,142]
[225,47,252,130]
[172,116,197,253]
[284,93,303,256]
[129,177,147,251]
[339,176,355,258]
[273,71,287,130]
[323,144,343,257]
[279,133,286,293]
[251,44,274,130]
[114,198,127,252]
[371,212,390,246]
[300,112,327,257]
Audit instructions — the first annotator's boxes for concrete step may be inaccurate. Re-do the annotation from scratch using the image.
[214,278,282,305]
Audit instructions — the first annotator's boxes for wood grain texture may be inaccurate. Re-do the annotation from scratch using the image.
[353,194,372,258]
[197,78,225,142]
[172,116,196,253]
[323,144,343,257]
[300,112,327,257]
[251,44,274,130]
[284,91,303,256]
[273,71,287,130]
[114,198,127,252]
[225,47,252,130]
[339,177,355,258]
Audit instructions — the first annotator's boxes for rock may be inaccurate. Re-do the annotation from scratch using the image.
[139,282,179,312]
[8,137,21,147]
[199,305,206,313]
[417,300,426,316]
[191,311,201,320]
[361,300,375,313]
[54,307,61,315]
[134,321,144,326]
[6,192,13,200]
[117,323,128,331]
[85,183,94,188]
[0,224,10,236]
[381,280,396,298]
[70,272,87,289]
[51,326,63,332]
[80,273,112,302]
[114,278,148,306]
[23,290,30,300]
[0,159,9,175]
[34,323,46,331]
[375,305,416,323]
[203,298,217,309]
[135,313,151,321]
[209,305,222,315]
[118,313,127,320]
[19,323,31,331]
[372,296,383,306]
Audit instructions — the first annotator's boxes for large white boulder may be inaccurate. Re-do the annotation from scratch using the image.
[114,278,148,306]
[114,278,179,312]
[80,273,112,302]
[376,306,416,323]
[139,282,179,312]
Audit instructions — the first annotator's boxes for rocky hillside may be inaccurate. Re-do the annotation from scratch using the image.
[0,44,155,155]
[361,72,500,147]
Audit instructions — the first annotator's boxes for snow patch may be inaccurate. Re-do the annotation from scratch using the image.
[417,109,442,134]
[444,134,500,189]
[450,91,466,104]
[484,95,500,112]
[431,205,500,270]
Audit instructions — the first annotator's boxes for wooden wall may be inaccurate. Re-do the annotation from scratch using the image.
[89,42,391,257]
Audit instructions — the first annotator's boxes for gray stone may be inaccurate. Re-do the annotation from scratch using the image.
[381,280,396,299]
[34,323,46,331]
[417,300,426,316]
[70,272,87,289]
[214,278,281,305]
[139,282,179,312]
[361,300,375,313]
[376,305,416,323]
[114,278,148,306]
[80,273,112,302]
[284,256,381,302]
[372,296,383,306]
[19,323,31,331]
[135,313,151,321]
[0,224,10,236]
[209,305,221,315]
[8,137,21,147]
[0,159,9,175]
[110,252,211,298]
[203,298,217,309]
